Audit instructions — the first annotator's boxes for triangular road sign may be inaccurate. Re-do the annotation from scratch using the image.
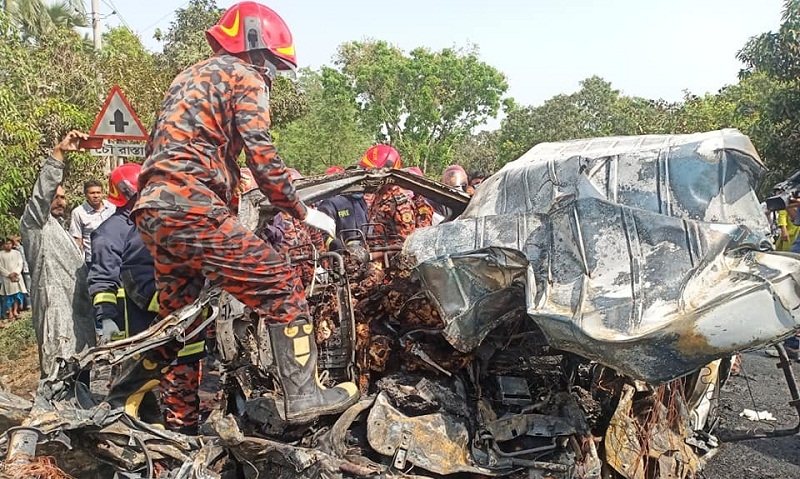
[90,85,148,141]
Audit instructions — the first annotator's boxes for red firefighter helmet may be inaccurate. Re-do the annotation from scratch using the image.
[107,163,142,207]
[403,166,424,177]
[325,165,345,175]
[205,1,297,71]
[359,145,402,169]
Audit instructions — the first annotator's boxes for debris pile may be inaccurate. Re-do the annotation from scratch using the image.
[3,134,797,478]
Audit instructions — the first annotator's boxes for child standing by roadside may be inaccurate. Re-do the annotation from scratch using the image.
[0,237,27,320]
[10,236,30,311]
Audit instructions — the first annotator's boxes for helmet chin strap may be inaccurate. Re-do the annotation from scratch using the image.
[249,50,278,85]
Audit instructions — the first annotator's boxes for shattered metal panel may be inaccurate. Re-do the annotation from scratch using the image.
[243,168,470,219]
[366,392,490,475]
[414,247,533,353]
[407,130,800,383]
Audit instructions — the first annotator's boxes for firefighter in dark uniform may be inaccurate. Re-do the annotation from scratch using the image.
[318,164,369,250]
[88,163,166,424]
[88,163,143,345]
[90,163,205,433]
[317,193,369,250]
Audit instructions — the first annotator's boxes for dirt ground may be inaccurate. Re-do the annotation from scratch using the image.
[0,313,39,400]
[0,343,39,399]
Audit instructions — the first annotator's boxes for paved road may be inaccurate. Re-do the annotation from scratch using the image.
[703,351,800,478]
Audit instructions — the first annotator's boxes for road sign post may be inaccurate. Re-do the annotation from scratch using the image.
[90,85,148,141]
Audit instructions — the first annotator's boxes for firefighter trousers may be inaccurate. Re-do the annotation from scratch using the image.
[133,208,309,329]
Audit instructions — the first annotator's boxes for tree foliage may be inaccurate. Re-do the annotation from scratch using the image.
[3,0,800,237]
[6,0,86,43]
[451,130,500,176]
[0,11,105,236]
[727,0,800,186]
[154,0,221,73]
[496,77,678,165]
[274,68,372,173]
[99,28,170,127]
[332,40,509,173]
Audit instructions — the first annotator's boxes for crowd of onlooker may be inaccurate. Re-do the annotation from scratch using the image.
[1,177,115,323]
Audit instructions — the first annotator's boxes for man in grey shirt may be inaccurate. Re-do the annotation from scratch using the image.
[69,179,115,265]
[20,130,95,383]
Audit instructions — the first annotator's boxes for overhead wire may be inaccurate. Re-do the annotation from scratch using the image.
[138,0,192,35]
[101,0,132,31]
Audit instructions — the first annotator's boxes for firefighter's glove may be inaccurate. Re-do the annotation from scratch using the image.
[303,208,336,239]
[96,318,120,345]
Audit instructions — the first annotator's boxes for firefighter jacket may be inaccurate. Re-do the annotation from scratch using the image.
[88,207,131,329]
[119,226,206,362]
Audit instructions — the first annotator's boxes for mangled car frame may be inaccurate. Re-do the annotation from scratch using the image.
[3,128,800,479]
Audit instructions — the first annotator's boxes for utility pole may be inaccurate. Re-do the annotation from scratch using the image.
[91,0,101,49]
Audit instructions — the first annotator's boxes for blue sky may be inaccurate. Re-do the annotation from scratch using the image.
[89,0,784,109]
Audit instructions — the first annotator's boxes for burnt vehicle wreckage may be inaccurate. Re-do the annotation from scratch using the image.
[3,129,800,479]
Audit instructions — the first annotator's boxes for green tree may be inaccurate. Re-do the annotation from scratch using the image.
[154,0,222,72]
[0,10,105,236]
[737,0,800,82]
[274,67,372,173]
[496,77,674,165]
[669,91,736,134]
[44,1,86,29]
[451,130,500,176]
[733,0,800,186]
[7,0,85,42]
[99,27,170,128]
[334,40,508,173]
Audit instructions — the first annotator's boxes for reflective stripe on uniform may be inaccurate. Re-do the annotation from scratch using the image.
[115,287,129,340]
[148,292,159,312]
[177,340,205,357]
[110,331,127,341]
[93,291,118,305]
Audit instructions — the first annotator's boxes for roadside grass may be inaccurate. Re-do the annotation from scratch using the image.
[0,312,36,361]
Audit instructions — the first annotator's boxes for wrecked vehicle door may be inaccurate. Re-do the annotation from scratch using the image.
[3,133,800,479]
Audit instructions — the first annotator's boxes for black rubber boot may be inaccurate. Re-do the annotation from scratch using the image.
[105,353,167,422]
[138,391,163,425]
[268,317,359,423]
